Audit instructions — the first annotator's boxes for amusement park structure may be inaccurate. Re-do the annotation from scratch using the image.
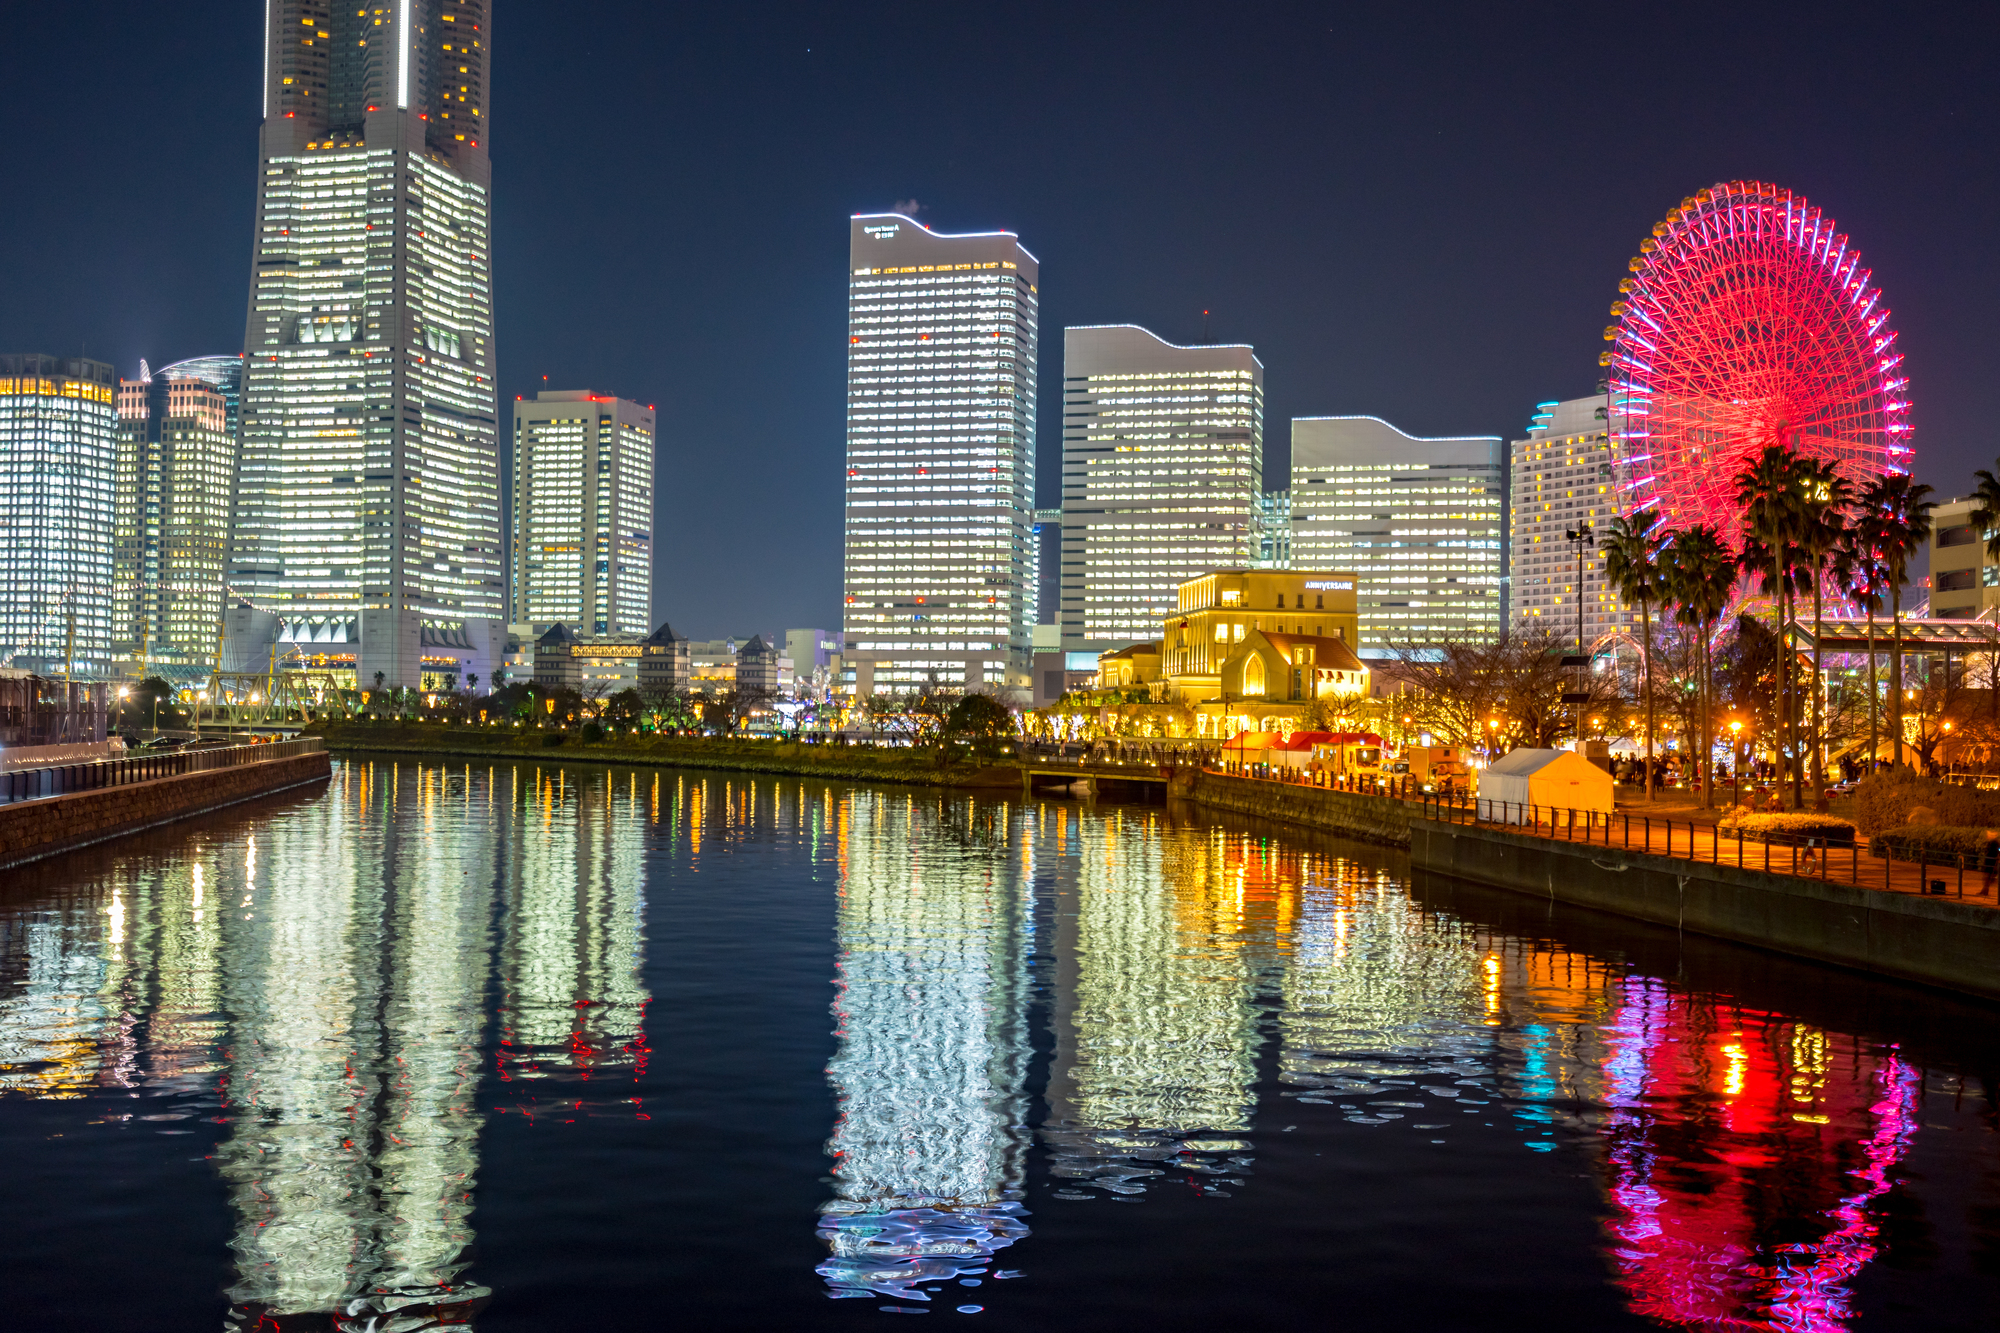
[1603,180,1909,539]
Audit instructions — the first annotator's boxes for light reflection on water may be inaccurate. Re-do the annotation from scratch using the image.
[0,759,1994,1330]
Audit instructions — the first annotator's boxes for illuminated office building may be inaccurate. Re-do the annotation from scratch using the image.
[230,0,503,689]
[1060,326,1264,658]
[0,354,118,674]
[113,370,236,674]
[510,390,654,635]
[153,354,246,438]
[1289,416,1503,653]
[1508,396,1626,640]
[843,213,1038,697]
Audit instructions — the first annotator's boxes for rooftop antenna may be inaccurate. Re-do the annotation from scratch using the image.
[1202,309,1210,343]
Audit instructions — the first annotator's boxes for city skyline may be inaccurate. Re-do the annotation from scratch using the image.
[5,3,1991,637]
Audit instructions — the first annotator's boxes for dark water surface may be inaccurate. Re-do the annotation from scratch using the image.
[4,756,2000,1331]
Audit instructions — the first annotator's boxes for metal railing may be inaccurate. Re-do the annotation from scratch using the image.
[1198,766,1989,902]
[0,738,325,807]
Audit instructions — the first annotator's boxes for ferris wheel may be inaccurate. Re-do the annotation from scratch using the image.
[1603,180,1910,537]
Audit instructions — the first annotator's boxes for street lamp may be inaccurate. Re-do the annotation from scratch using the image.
[1729,717,1745,794]
[1564,521,1595,744]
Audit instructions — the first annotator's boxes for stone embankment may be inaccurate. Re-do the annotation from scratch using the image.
[1183,770,1419,846]
[311,722,1022,790]
[1174,769,2000,1001]
[1409,819,2000,1003]
[0,750,332,872]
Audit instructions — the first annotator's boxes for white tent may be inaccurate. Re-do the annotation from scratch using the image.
[1476,748,1614,824]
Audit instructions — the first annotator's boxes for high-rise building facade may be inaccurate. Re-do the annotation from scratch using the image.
[0,355,117,674]
[1289,416,1504,654]
[150,355,246,440]
[113,371,236,674]
[843,214,1038,697]
[231,0,502,689]
[1059,326,1263,658]
[510,390,654,635]
[1508,395,1628,643]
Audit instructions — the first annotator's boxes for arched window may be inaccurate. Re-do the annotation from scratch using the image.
[1243,655,1265,696]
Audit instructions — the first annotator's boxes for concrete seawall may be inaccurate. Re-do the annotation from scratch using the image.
[0,751,332,872]
[1186,771,1418,847]
[1410,819,2000,1002]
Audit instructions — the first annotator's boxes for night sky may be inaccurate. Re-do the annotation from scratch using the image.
[2,1,1994,635]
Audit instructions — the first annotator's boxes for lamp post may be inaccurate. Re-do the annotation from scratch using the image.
[1486,716,1501,763]
[1565,521,1595,744]
[1729,718,1745,797]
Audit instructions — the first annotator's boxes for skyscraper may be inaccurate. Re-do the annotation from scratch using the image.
[843,213,1038,697]
[1289,416,1504,654]
[0,354,117,674]
[509,390,654,635]
[113,370,236,674]
[1508,396,1627,642]
[153,355,246,441]
[230,0,502,689]
[1059,326,1263,658]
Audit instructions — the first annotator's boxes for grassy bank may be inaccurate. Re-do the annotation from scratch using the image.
[307,720,1023,789]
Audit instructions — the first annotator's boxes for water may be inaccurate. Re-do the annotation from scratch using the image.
[3,756,1998,1331]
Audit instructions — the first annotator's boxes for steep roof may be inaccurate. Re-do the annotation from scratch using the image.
[536,623,579,646]
[738,634,771,655]
[645,621,688,645]
[1254,631,1366,673]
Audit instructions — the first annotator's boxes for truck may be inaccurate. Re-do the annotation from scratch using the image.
[1387,745,1469,794]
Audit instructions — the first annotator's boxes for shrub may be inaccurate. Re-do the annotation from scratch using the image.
[1716,810,1856,844]
[541,733,567,748]
[581,721,605,743]
[1870,825,1997,867]
[1849,769,2000,836]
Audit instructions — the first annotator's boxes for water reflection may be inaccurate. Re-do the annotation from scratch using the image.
[817,794,1033,1302]
[0,760,654,1330]
[0,766,1991,1329]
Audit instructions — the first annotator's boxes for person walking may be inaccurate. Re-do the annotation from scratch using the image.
[1981,829,1999,897]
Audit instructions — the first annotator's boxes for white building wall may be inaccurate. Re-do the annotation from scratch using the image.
[1289,417,1502,653]
[1507,396,1628,643]
[1060,326,1263,656]
[843,214,1038,695]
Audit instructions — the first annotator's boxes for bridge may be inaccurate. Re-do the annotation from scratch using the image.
[1018,752,1185,797]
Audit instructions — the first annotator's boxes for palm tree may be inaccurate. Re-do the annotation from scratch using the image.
[1861,474,1936,767]
[1831,519,1891,774]
[1661,524,1736,809]
[1601,507,1666,798]
[1969,465,2000,722]
[1796,459,1856,807]
[1734,445,1811,806]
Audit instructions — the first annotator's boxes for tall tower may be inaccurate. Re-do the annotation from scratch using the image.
[232,0,502,689]
[843,214,1038,699]
[509,390,655,636]
[1059,326,1263,658]
[0,354,118,674]
[114,371,235,674]
[1289,416,1504,655]
[1507,396,1626,643]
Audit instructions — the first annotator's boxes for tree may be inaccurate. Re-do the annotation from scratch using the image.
[1861,473,1935,765]
[1831,516,1891,774]
[1660,523,1735,809]
[1385,628,1619,753]
[1796,458,1855,807]
[1733,445,1809,805]
[1601,507,1666,798]
[467,673,480,695]
[944,693,1016,761]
